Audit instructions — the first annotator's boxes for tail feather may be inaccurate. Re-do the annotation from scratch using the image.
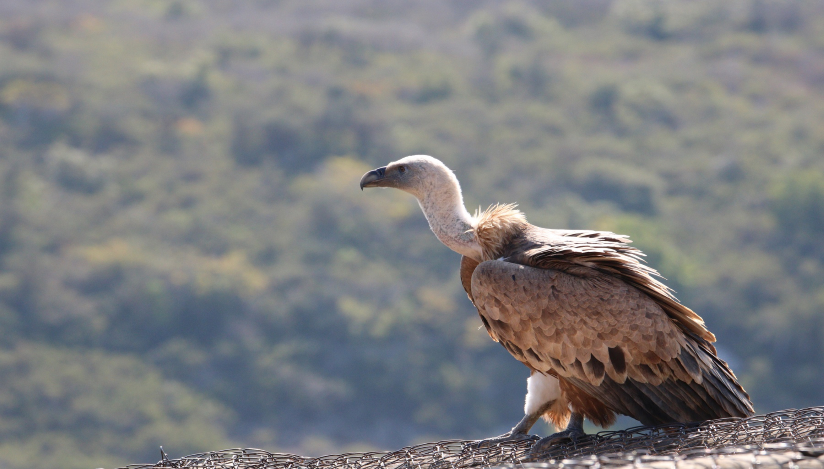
[686,335,754,417]
[565,338,754,427]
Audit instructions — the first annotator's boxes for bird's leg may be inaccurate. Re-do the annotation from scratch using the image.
[468,372,561,449]
[528,411,586,456]
[467,402,551,448]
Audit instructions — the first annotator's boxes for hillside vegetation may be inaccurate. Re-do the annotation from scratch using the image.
[0,1,823,468]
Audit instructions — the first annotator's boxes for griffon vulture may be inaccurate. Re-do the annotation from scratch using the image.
[360,155,754,452]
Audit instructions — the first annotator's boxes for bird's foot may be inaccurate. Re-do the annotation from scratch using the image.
[526,427,586,458]
[465,430,538,450]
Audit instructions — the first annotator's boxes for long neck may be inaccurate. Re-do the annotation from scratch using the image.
[417,186,483,261]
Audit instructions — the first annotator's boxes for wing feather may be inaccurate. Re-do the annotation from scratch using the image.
[470,259,753,424]
[471,260,684,383]
[504,226,716,343]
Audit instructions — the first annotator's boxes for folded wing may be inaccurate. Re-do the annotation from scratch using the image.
[469,259,753,425]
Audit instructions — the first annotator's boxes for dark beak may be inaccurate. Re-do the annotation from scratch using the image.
[359,166,387,190]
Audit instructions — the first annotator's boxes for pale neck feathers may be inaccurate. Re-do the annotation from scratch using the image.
[414,175,526,262]
[415,174,482,260]
[473,203,529,261]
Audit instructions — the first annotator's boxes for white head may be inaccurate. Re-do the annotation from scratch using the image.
[360,155,482,260]
[359,155,460,199]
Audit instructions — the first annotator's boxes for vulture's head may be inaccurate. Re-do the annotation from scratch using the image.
[359,155,461,202]
[360,155,483,259]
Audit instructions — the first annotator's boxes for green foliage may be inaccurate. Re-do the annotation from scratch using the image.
[0,0,823,467]
[0,345,231,469]
[770,172,824,252]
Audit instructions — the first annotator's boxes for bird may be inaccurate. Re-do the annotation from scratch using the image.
[360,155,754,453]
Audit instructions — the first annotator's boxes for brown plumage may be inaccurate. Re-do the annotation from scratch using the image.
[463,204,753,427]
[360,155,754,439]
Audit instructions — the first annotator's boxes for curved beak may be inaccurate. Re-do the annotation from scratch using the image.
[359,166,387,190]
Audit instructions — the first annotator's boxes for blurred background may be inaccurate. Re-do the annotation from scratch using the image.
[0,0,823,468]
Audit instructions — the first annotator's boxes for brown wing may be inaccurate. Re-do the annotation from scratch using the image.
[470,259,687,384]
[470,259,753,425]
[504,226,716,344]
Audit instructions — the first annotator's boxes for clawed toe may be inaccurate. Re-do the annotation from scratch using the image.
[527,428,586,457]
[465,431,538,450]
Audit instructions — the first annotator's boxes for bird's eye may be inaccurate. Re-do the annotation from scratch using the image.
[398,166,406,174]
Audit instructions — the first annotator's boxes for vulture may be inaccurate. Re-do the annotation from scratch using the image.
[360,155,754,452]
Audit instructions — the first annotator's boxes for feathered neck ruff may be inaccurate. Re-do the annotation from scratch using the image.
[473,203,529,261]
